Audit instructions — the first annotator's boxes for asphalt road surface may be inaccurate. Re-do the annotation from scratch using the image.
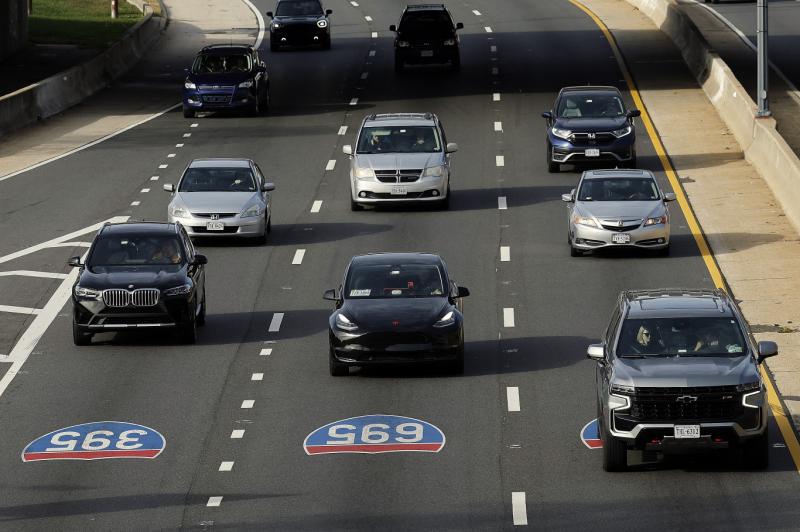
[0,0,799,530]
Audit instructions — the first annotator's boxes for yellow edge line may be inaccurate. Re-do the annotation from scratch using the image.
[569,0,800,473]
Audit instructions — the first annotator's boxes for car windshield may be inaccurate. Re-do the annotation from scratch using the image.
[617,317,748,357]
[88,235,185,269]
[179,167,257,192]
[356,126,441,154]
[578,178,659,201]
[345,263,445,299]
[276,0,323,16]
[557,93,625,119]
[399,12,453,34]
[191,54,251,74]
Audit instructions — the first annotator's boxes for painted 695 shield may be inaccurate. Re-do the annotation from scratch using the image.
[304,415,445,455]
[22,421,165,462]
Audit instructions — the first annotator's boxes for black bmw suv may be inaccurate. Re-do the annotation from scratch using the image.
[70,222,207,345]
[390,4,464,71]
[267,0,333,51]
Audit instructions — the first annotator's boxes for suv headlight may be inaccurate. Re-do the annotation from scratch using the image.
[272,22,281,29]
[170,205,189,219]
[433,310,455,328]
[423,165,444,178]
[573,215,598,228]
[240,204,264,218]
[335,313,358,331]
[238,80,254,88]
[397,40,410,47]
[742,383,764,409]
[354,167,375,179]
[74,285,101,299]
[317,19,328,28]
[737,382,760,392]
[165,284,191,296]
[611,125,632,138]
[184,81,197,90]
[610,384,635,394]
[551,127,572,140]
[644,215,668,226]
[443,38,456,46]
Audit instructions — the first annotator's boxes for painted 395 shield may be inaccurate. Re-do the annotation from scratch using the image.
[303,414,446,455]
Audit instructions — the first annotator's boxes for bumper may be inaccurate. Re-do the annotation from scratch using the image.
[351,175,448,205]
[271,27,329,45]
[571,222,669,250]
[183,89,256,111]
[73,298,193,330]
[169,213,265,238]
[396,47,459,64]
[549,135,635,163]
[329,326,463,365]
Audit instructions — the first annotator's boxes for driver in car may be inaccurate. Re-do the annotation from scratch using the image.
[150,240,182,265]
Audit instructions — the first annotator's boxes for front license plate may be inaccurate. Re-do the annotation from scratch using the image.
[611,233,631,244]
[585,148,600,157]
[206,222,225,231]
[391,186,408,195]
[674,425,701,439]
[420,50,434,57]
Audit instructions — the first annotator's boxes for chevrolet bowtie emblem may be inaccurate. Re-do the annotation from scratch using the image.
[676,395,698,403]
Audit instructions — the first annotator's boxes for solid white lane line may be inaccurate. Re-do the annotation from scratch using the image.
[350,97,359,105]
[268,312,284,332]
[0,305,42,315]
[0,270,68,279]
[361,72,369,79]
[241,0,267,49]
[190,123,199,128]
[325,159,336,171]
[241,400,255,409]
[158,164,168,169]
[49,241,91,248]
[371,31,378,38]
[130,201,140,206]
[338,125,348,135]
[503,308,515,327]
[311,200,323,213]
[498,196,507,210]
[500,246,510,262]
[292,249,306,265]
[472,9,482,15]
[167,153,176,158]
[507,387,521,412]
[369,50,376,57]
[176,143,184,148]
[141,188,150,193]
[252,373,264,381]
[150,175,159,181]
[183,133,191,138]
[484,26,493,32]
[512,492,528,525]
[207,496,223,507]
[496,155,505,167]
[219,461,234,472]
[231,429,245,439]
[493,92,501,101]
[491,67,499,75]
[260,348,273,356]
[494,121,502,132]
[490,45,497,53]
[365,15,372,21]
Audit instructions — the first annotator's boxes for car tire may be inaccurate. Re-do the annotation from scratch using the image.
[257,87,269,116]
[183,107,195,119]
[73,321,92,346]
[742,428,769,470]
[329,347,349,376]
[351,199,364,211]
[448,345,465,375]
[180,309,198,344]
[451,55,461,72]
[267,215,272,233]
[601,416,627,471]
[439,184,451,210]
[655,244,670,257]
[270,36,280,52]
[257,226,268,245]
[322,35,331,50]
[197,295,207,326]
[250,97,260,117]
[570,245,582,257]
[547,144,560,173]
[626,152,637,169]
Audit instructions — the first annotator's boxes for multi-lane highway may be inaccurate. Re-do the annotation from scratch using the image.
[1,0,800,529]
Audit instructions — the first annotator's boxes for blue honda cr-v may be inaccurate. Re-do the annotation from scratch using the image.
[182,44,270,118]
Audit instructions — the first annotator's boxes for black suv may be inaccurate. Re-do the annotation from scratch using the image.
[588,289,778,471]
[70,222,208,345]
[267,0,333,51]
[390,4,463,72]
[182,44,270,118]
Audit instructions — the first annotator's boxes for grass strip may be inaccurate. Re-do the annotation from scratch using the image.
[29,0,143,49]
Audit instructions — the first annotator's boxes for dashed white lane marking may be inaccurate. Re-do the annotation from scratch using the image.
[241,400,255,409]
[338,126,348,135]
[167,153,176,158]
[207,496,223,507]
[494,121,503,132]
[350,0,359,5]
[130,201,140,206]
[292,249,306,265]
[365,15,372,21]
[498,196,508,210]
[361,72,369,79]
[507,387,521,412]
[311,200,323,213]
[371,31,378,38]
[252,373,264,381]
[326,159,336,171]
[472,9,482,15]
[48,241,91,248]
[190,123,199,128]
[0,270,68,279]
[141,188,150,193]
[219,461,234,472]
[176,143,184,148]
[369,50,376,57]
[491,67,499,75]
[512,492,528,525]
[260,348,273,356]
[490,45,497,53]
[268,312,285,332]
[484,26,493,33]
[150,175,159,181]
[493,92,501,101]
[183,133,191,138]
[503,308,515,328]
[350,97,359,105]
[231,429,245,439]
[500,246,510,262]
[158,164,168,169]
[0,305,41,316]
[496,155,505,167]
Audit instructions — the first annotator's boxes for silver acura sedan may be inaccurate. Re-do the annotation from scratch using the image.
[562,169,675,256]
[164,158,275,243]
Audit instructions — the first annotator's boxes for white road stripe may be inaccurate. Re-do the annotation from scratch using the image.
[141,188,150,193]
[190,123,199,128]
[484,26,493,33]
[493,92,501,101]
[207,496,223,507]
[472,9,482,15]
[183,133,191,138]
[158,164,168,169]
[507,387,520,412]
[498,196,507,210]
[292,249,306,265]
[350,97,359,105]
[241,400,255,409]
[231,429,245,439]
[49,241,91,248]
[268,312,284,332]
[241,0,267,49]
[496,155,505,167]
[176,143,184,148]
[369,50,376,57]
[503,308,515,327]
[0,305,42,315]
[494,121,502,132]
[260,348,273,356]
[361,72,369,79]
[311,200,323,213]
[325,159,336,171]
[512,492,528,525]
[500,246,510,262]
[490,45,497,53]
[365,15,372,21]
[252,373,264,381]
[150,175,159,181]
[350,0,359,5]
[130,201,140,206]
[219,461,234,472]
[0,270,68,279]
[167,153,176,158]
[338,126,348,135]
[371,31,378,38]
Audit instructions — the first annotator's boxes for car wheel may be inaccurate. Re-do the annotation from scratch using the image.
[322,35,331,50]
[183,107,195,119]
[250,97,260,117]
[547,144,560,173]
[438,184,451,210]
[742,427,769,470]
[257,226,268,245]
[329,347,349,376]
[626,151,637,169]
[73,321,92,346]
[451,55,461,72]
[270,36,280,52]
[570,245,582,257]
[180,309,197,344]
[257,87,268,116]
[601,417,627,471]
[655,244,670,257]
[351,199,364,211]
[267,215,272,233]
[197,295,206,326]
[448,345,464,375]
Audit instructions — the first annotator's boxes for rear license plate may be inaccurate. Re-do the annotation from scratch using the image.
[206,222,225,231]
[611,233,631,244]
[420,50,434,57]
[674,425,701,439]
[585,148,600,157]
[391,186,408,195]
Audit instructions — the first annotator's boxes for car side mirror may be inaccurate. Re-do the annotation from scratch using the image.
[541,111,552,120]
[757,340,778,363]
[587,343,605,362]
[192,254,208,265]
[627,109,641,118]
[262,182,276,192]
[561,193,574,203]
[323,288,338,301]
[389,24,397,32]
[266,11,273,17]
[163,183,175,193]
[68,256,82,268]
[456,22,464,30]
[342,144,353,156]
[446,142,459,153]
[663,192,676,202]
[326,9,332,15]
[456,286,470,298]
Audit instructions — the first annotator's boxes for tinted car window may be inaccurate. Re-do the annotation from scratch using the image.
[192,54,251,74]
[345,264,445,298]
[356,126,441,154]
[179,168,257,192]
[618,317,747,357]
[399,11,453,34]
[578,178,659,201]
[88,235,184,269]
[557,94,625,118]
[276,0,323,16]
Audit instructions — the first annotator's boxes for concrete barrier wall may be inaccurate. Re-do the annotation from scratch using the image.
[0,7,166,137]
[625,0,800,235]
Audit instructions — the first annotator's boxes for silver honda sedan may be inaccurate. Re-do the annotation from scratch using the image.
[164,158,274,243]
[562,169,675,256]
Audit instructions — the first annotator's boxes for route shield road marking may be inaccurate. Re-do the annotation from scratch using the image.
[304,415,445,455]
[581,418,602,449]
[22,421,165,461]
